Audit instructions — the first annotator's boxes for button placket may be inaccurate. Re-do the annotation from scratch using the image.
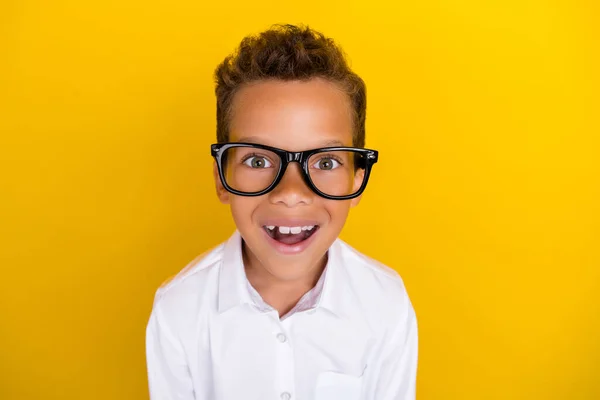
[275,317,295,400]
[280,392,291,400]
[277,333,287,343]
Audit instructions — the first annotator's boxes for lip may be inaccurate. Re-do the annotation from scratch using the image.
[261,224,320,255]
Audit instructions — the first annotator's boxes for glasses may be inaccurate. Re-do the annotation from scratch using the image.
[211,143,379,200]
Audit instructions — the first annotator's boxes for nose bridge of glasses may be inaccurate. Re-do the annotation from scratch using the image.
[281,151,311,184]
[285,151,303,163]
[277,156,312,193]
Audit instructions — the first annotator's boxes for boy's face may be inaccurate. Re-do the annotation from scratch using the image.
[214,78,362,280]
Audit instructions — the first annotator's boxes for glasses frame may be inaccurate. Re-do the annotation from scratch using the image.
[211,142,379,200]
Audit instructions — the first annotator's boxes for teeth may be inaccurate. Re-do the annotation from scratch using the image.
[267,225,316,234]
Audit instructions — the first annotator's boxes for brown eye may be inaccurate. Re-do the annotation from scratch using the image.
[243,156,272,169]
[313,157,340,170]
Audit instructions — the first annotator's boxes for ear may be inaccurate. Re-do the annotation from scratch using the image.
[213,161,230,204]
[350,168,365,208]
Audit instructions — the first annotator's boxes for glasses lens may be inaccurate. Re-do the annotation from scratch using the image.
[307,150,366,197]
[221,146,281,193]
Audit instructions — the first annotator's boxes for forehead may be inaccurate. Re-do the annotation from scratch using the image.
[229,78,354,150]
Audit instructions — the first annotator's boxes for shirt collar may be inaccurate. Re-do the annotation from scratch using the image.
[316,238,358,318]
[217,230,356,318]
[217,231,252,313]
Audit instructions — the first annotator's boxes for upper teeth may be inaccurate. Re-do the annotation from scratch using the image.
[265,225,315,234]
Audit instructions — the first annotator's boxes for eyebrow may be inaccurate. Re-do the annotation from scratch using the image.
[235,136,347,147]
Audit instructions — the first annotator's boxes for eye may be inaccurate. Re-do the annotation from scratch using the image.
[243,155,272,169]
[312,157,341,170]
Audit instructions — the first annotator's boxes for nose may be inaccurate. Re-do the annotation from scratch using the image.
[268,162,313,207]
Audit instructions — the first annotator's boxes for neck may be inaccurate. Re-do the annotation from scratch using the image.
[242,242,327,316]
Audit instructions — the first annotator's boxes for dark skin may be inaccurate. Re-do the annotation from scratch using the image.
[214,78,364,317]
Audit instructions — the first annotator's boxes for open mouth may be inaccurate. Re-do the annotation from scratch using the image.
[263,225,320,246]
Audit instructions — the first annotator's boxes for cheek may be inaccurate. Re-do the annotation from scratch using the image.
[323,200,352,228]
[229,197,263,228]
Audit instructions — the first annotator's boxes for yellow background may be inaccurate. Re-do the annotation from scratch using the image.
[1,1,599,399]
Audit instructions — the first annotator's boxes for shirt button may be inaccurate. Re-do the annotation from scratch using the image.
[276,333,287,343]
[280,392,291,400]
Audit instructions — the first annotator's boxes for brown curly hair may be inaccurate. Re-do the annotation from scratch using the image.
[214,24,367,148]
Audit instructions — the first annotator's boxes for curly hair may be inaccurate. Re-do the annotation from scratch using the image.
[214,24,366,147]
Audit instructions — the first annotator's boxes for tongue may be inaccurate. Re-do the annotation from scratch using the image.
[274,230,306,245]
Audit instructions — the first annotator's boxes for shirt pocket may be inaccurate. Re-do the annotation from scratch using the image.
[315,371,363,400]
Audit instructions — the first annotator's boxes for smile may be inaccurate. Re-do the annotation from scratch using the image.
[263,225,319,246]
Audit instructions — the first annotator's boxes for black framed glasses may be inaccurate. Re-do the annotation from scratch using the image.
[211,142,379,200]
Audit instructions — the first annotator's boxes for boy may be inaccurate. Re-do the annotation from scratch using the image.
[146,24,418,400]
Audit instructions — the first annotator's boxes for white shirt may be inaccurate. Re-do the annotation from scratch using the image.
[146,231,418,400]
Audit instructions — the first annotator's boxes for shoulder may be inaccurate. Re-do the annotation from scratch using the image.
[335,239,416,326]
[151,242,225,315]
[336,239,410,299]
